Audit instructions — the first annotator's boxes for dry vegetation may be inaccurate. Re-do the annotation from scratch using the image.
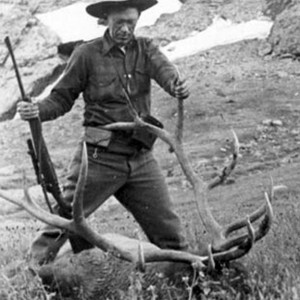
[1,192,300,299]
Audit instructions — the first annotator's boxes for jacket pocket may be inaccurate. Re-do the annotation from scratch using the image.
[97,75,117,87]
[87,73,119,102]
[84,126,112,147]
[132,69,150,95]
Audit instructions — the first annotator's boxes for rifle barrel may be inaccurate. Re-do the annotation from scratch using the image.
[4,36,27,101]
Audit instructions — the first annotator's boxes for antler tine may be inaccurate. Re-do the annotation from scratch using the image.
[136,241,146,272]
[213,190,273,252]
[207,244,216,271]
[208,129,239,190]
[0,184,72,231]
[224,203,266,236]
[72,143,88,224]
[207,218,255,263]
[23,188,73,230]
[252,191,273,242]
[224,178,275,237]
[212,235,254,263]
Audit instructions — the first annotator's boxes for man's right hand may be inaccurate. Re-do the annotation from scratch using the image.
[17,100,39,120]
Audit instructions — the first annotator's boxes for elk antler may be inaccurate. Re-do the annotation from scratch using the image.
[0,144,248,268]
[100,99,274,258]
[0,98,274,268]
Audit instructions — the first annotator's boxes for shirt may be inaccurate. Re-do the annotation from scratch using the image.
[38,30,179,126]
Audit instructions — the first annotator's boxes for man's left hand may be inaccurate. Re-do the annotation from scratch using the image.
[173,79,190,100]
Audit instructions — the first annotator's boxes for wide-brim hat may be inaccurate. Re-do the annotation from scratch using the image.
[86,0,158,19]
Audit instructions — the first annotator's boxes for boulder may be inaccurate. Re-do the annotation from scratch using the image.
[0,4,65,121]
[263,0,293,20]
[267,1,300,57]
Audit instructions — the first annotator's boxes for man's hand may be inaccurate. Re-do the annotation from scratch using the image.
[173,79,190,100]
[17,100,39,120]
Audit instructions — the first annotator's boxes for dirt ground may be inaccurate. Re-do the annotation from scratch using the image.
[0,0,300,265]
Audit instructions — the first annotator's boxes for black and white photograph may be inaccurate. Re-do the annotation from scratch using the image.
[0,0,299,299]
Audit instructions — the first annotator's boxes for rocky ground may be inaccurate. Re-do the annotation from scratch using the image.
[0,0,300,254]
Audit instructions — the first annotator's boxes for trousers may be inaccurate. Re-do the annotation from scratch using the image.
[30,142,187,264]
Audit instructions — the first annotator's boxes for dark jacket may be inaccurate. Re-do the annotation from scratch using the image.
[38,30,179,126]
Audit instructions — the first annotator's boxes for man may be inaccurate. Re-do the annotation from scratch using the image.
[18,0,190,265]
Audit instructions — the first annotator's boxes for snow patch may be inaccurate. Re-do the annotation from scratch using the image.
[36,0,182,43]
[161,16,273,61]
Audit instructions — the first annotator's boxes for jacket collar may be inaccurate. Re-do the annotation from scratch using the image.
[102,29,137,55]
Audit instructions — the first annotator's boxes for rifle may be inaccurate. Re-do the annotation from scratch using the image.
[5,36,95,253]
[4,36,69,213]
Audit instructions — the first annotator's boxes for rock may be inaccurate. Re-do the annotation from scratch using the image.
[226,99,236,104]
[0,4,65,121]
[262,119,271,126]
[262,119,283,126]
[276,70,289,78]
[221,73,235,84]
[268,1,300,57]
[0,55,66,121]
[263,0,293,20]
[215,88,227,98]
[291,129,300,135]
[258,40,273,57]
[271,119,283,126]
[0,4,31,61]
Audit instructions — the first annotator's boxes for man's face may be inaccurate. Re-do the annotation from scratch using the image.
[107,7,140,46]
